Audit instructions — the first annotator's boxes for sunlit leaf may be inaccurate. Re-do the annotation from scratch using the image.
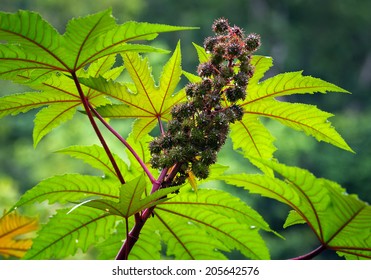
[222,161,371,259]
[25,207,118,259]
[80,41,186,140]
[0,211,38,258]
[84,175,181,218]
[154,188,271,259]
[11,174,120,211]
[227,58,353,173]
[57,144,131,180]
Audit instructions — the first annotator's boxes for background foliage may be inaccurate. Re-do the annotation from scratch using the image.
[0,0,370,259]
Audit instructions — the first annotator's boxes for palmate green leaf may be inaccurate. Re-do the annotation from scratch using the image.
[0,91,75,118]
[0,55,120,146]
[232,56,352,166]
[24,207,119,259]
[0,11,65,80]
[154,188,271,260]
[84,175,181,218]
[57,144,131,180]
[0,10,193,145]
[62,9,196,70]
[222,161,371,259]
[81,41,186,140]
[33,103,77,146]
[0,10,193,81]
[10,174,120,211]
[29,56,123,147]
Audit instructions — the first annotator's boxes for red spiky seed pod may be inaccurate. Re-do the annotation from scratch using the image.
[212,18,230,34]
[204,36,218,52]
[245,33,261,52]
[234,72,249,87]
[197,62,214,77]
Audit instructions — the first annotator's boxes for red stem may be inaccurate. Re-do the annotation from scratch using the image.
[71,72,125,184]
[290,245,327,260]
[115,168,170,260]
[88,104,156,184]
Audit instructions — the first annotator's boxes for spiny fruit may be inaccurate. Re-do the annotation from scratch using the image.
[150,18,261,185]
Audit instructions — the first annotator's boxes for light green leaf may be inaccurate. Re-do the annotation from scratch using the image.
[249,56,274,86]
[283,210,306,228]
[222,161,371,259]
[128,218,162,260]
[80,42,186,140]
[25,207,119,259]
[230,114,276,175]
[0,10,61,52]
[182,70,201,83]
[0,9,194,82]
[0,91,73,118]
[84,175,181,218]
[228,61,353,172]
[245,100,353,152]
[154,188,271,259]
[246,71,349,103]
[11,174,120,210]
[33,103,77,146]
[57,145,131,180]
[62,9,196,70]
[0,10,65,80]
[192,42,211,63]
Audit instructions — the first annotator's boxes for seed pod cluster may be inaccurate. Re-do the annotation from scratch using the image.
[150,18,261,185]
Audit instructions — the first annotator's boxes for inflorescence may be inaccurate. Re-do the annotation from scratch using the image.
[150,18,261,186]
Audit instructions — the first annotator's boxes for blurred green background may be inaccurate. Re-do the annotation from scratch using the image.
[1,0,370,260]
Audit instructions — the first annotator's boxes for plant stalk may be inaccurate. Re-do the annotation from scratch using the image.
[290,245,326,260]
[115,167,172,260]
[71,72,125,184]
[88,104,156,184]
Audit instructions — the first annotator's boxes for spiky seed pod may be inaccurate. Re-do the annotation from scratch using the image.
[230,25,244,38]
[150,18,261,183]
[159,154,176,169]
[245,33,261,52]
[226,104,244,123]
[213,112,229,129]
[168,146,189,163]
[204,36,218,52]
[213,75,227,91]
[190,128,206,146]
[211,53,224,66]
[234,72,249,87]
[191,161,210,179]
[197,62,214,77]
[199,149,217,165]
[220,65,234,79]
[167,119,182,134]
[149,138,163,154]
[185,83,198,98]
[212,42,226,59]
[160,134,173,149]
[212,18,230,35]
[205,92,221,108]
[225,86,246,102]
[200,78,213,92]
[226,42,243,58]
[150,153,161,169]
[171,103,195,121]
